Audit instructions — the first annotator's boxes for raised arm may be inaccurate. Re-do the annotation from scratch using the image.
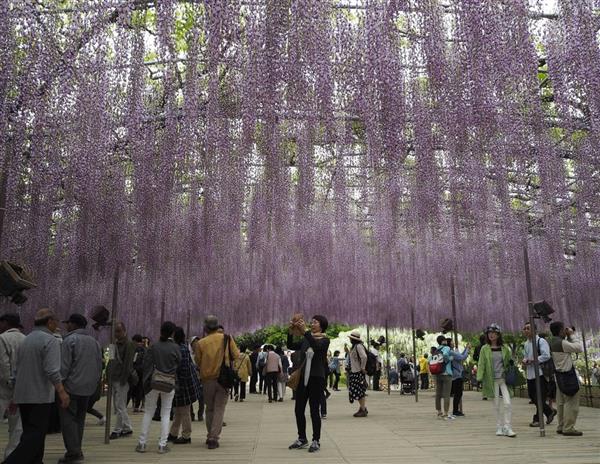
[303,331,330,353]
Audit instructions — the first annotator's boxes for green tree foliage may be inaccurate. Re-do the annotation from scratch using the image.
[235,323,352,351]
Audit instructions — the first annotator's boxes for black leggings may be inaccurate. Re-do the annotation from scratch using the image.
[294,377,325,442]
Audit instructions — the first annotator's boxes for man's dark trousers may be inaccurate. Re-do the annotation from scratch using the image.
[527,376,554,422]
[4,403,52,464]
[59,394,89,460]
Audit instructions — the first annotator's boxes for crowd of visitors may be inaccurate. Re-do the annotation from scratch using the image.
[0,309,590,462]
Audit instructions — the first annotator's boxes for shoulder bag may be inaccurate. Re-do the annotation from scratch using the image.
[217,335,238,391]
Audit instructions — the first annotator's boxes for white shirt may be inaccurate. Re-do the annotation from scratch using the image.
[523,336,551,380]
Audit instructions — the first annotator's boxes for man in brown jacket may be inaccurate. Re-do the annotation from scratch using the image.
[194,316,239,449]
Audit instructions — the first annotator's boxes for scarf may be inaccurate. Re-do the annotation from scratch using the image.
[303,332,327,386]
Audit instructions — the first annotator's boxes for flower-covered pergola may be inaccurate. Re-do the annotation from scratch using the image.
[0,0,598,335]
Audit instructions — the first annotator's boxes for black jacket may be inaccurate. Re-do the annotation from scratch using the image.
[287,331,330,379]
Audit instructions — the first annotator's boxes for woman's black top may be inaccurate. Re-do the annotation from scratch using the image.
[287,331,330,378]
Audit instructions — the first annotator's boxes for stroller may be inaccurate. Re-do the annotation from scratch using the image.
[399,364,415,394]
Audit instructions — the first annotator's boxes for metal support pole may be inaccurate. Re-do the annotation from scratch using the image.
[581,327,593,407]
[386,321,390,395]
[411,308,419,403]
[450,276,459,348]
[450,275,462,412]
[104,266,120,444]
[523,244,545,437]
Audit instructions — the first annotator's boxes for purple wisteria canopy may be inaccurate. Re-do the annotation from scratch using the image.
[0,0,598,335]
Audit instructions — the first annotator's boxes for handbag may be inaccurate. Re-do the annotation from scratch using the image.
[150,369,176,393]
[286,361,305,391]
[555,367,579,396]
[217,335,238,391]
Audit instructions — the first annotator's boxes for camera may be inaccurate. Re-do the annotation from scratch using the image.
[0,261,36,305]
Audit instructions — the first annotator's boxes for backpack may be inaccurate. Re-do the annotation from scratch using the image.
[364,345,379,376]
[257,351,267,370]
[505,364,518,387]
[537,339,555,379]
[428,348,447,375]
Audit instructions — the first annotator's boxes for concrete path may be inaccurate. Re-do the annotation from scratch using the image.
[1,388,598,463]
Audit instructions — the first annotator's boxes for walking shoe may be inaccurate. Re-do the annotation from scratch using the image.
[57,453,84,463]
[321,414,327,419]
[97,416,106,426]
[353,408,367,417]
[167,433,177,442]
[445,414,456,420]
[157,445,170,454]
[503,426,517,438]
[546,409,557,425]
[206,439,219,449]
[288,438,308,449]
[562,430,583,436]
[308,440,320,453]
[529,421,540,427]
[234,395,239,401]
[277,398,283,402]
[268,399,272,403]
[437,411,444,419]
[453,412,465,417]
[121,430,133,437]
[173,437,191,444]
[240,398,244,402]
[496,427,504,436]
[556,429,563,434]
[135,443,146,453]
[109,432,121,440]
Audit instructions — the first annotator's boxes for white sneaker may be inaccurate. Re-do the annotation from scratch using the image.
[503,426,516,438]
[98,417,106,426]
[496,427,504,436]
[445,414,456,420]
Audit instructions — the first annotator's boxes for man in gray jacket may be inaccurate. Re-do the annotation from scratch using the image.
[549,321,584,436]
[5,308,70,464]
[0,313,26,459]
[59,314,102,463]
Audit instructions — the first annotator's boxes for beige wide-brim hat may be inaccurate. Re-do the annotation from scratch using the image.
[349,330,362,342]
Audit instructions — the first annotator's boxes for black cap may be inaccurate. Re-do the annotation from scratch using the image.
[0,313,23,329]
[62,313,88,328]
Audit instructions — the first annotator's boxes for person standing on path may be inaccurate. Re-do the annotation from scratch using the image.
[476,324,516,437]
[249,346,259,394]
[4,309,70,464]
[433,335,453,420]
[233,349,252,402]
[58,314,102,463]
[418,354,429,390]
[329,350,341,391]
[287,315,330,453]
[447,338,469,417]
[168,327,201,445]
[264,345,282,403]
[522,322,556,427]
[549,321,584,436]
[276,346,289,401]
[136,321,181,454]
[107,322,136,440]
[347,331,368,417]
[0,313,25,459]
[194,315,240,449]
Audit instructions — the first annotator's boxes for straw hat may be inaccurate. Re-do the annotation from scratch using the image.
[349,330,362,342]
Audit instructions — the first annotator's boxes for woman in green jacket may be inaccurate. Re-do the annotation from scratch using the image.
[476,324,516,438]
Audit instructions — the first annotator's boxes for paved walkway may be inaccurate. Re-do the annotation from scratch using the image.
[1,388,599,463]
